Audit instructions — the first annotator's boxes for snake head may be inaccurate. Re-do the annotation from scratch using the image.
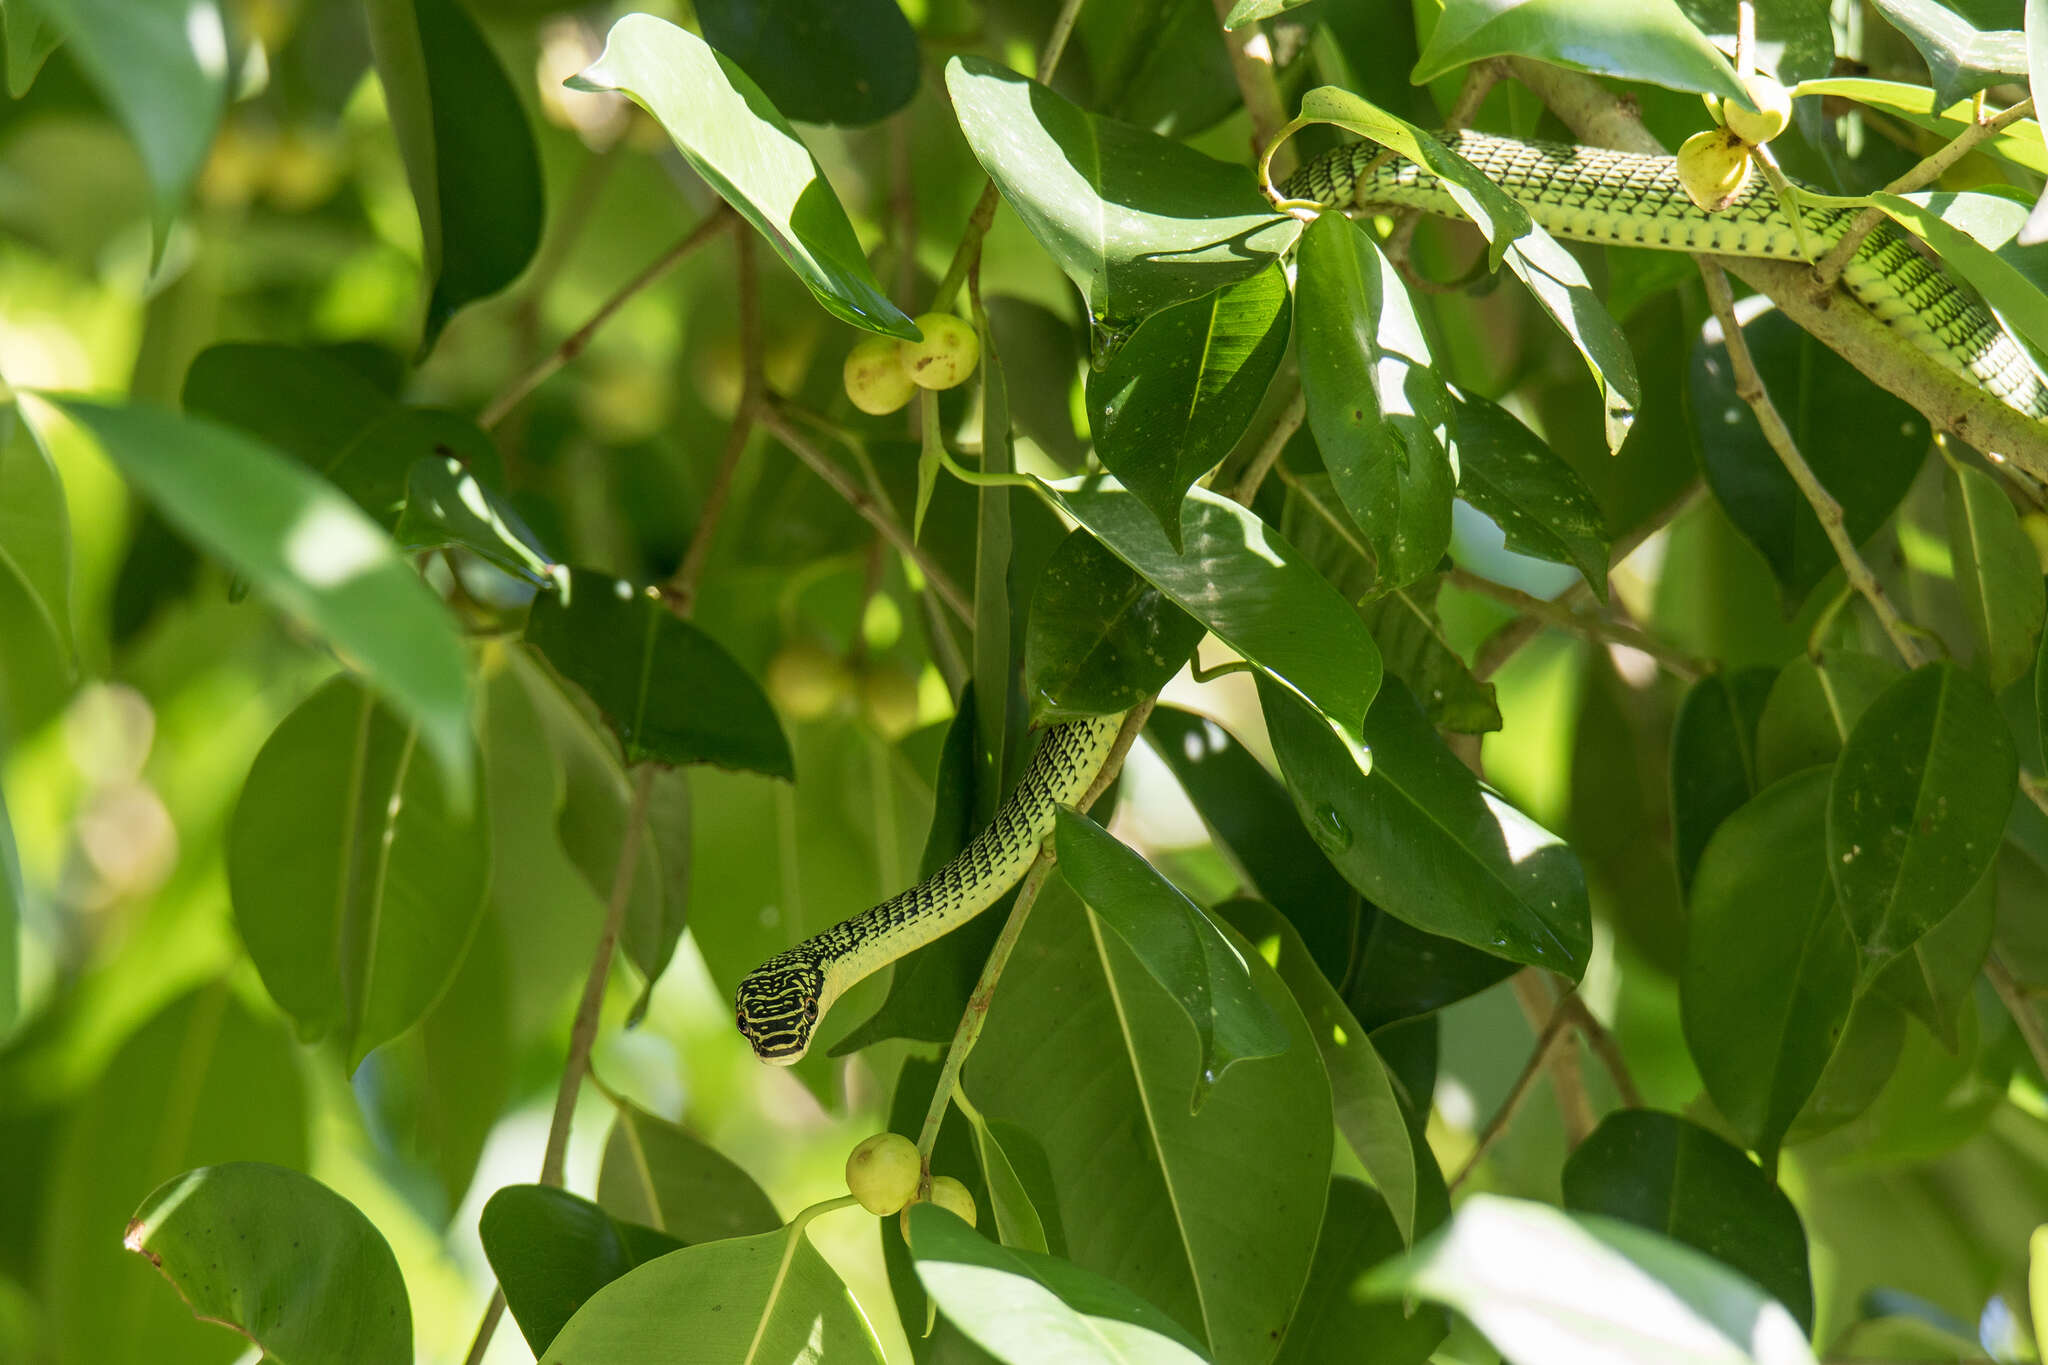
[734,956,826,1065]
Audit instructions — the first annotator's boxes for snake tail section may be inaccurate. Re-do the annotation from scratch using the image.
[734,713,1125,1064]
[1284,130,2048,421]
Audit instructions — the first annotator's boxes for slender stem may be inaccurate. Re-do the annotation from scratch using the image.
[1231,387,1306,505]
[1514,972,1595,1144]
[1035,0,1086,80]
[1559,994,1644,1109]
[1212,0,1292,175]
[1444,567,1706,678]
[913,702,1156,1174]
[480,207,733,430]
[759,404,975,622]
[1450,990,1575,1191]
[1698,263,1924,666]
[1989,955,2048,1085]
[665,233,761,614]
[459,1291,505,1365]
[1189,657,1258,684]
[1812,98,2035,288]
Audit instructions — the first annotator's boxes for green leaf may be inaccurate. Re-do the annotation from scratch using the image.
[1794,77,2048,174]
[571,14,915,339]
[882,1054,1002,1363]
[1682,769,1856,1162]
[365,0,543,353]
[909,1205,1211,1365]
[1362,1195,1818,1365]
[1279,470,1379,600]
[1084,266,1292,546]
[1036,474,1382,743]
[1690,305,1930,605]
[1680,0,1836,83]
[975,319,1017,791]
[1671,668,1775,895]
[1224,0,1312,28]
[1078,0,1241,138]
[1946,455,2046,689]
[125,1163,409,1365]
[0,398,72,663]
[967,879,1332,1364]
[480,1184,684,1355]
[44,987,307,1365]
[0,771,17,1033]
[1025,530,1204,723]
[227,675,490,1069]
[1449,390,1611,600]
[1297,212,1455,590]
[1222,900,1420,1244]
[1871,189,2048,371]
[596,1095,785,1242]
[1829,661,2017,966]
[1754,650,1901,787]
[37,396,474,797]
[1562,1110,1815,1330]
[1413,0,1750,103]
[394,454,557,585]
[945,55,1299,336]
[1872,859,1995,1049]
[1274,1179,1446,1365]
[1360,586,1502,735]
[2,0,61,96]
[697,0,917,125]
[1055,809,1291,1109]
[1261,674,1592,976]
[1869,0,2028,105]
[22,0,227,247]
[524,567,793,777]
[538,1221,885,1363]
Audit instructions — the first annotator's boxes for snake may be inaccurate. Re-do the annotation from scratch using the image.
[734,127,2048,1065]
[735,713,1124,1063]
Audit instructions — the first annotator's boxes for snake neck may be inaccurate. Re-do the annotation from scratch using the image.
[1285,130,2048,421]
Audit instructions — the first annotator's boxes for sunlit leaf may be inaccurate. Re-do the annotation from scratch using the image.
[1450,390,1611,599]
[1413,0,1749,102]
[1868,0,2028,105]
[0,398,72,663]
[481,1184,683,1354]
[596,1095,784,1242]
[1795,77,2048,174]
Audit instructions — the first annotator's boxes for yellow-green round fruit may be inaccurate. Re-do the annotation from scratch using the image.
[862,663,922,740]
[1722,72,1793,146]
[767,640,853,722]
[929,1175,977,1227]
[845,1132,920,1216]
[899,313,980,391]
[843,336,917,415]
[1676,128,1753,212]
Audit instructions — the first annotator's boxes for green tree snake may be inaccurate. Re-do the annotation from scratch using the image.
[733,128,2048,1064]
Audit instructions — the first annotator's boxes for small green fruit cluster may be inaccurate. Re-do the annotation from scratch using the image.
[841,313,981,415]
[1681,72,1795,213]
[844,1132,978,1227]
[765,639,922,737]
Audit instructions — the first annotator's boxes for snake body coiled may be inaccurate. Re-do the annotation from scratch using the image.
[1283,130,2048,420]
[735,713,1123,1063]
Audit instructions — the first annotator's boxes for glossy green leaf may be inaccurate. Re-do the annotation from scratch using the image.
[1414,0,1749,102]
[1671,668,1775,895]
[1297,212,1455,589]
[125,1163,409,1365]
[1872,859,1995,1049]
[572,14,914,338]
[1690,305,1929,604]
[366,0,542,352]
[38,395,474,794]
[1784,993,1905,1143]
[525,568,793,777]
[968,1114,1058,1256]
[946,55,1299,336]
[1869,0,2028,104]
[596,1095,784,1243]
[1450,390,1611,600]
[1279,470,1378,600]
[698,0,917,125]
[1223,900,1419,1244]
[1946,455,2046,688]
[394,455,556,585]
[1360,586,1502,735]
[1362,1195,1818,1365]
[1682,769,1855,1162]
[480,1184,683,1354]
[909,1205,1210,1365]
[1025,530,1204,723]
[23,0,227,245]
[0,398,72,662]
[1754,650,1900,787]
[968,879,1331,1364]
[228,675,489,1068]
[1806,993,2006,1165]
[1055,809,1290,1109]
[1873,189,2048,368]
[2,0,61,97]
[1680,0,1836,83]
[1261,674,1591,976]
[1562,1110,1815,1330]
[1829,661,2016,965]
[1223,0,1311,28]
[1795,77,2048,174]
[45,987,308,1365]
[1274,1179,1446,1365]
[1085,266,1292,546]
[1079,0,1241,138]
[538,1220,885,1363]
[1037,474,1381,743]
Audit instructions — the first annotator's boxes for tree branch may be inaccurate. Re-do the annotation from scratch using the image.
[1230,385,1306,504]
[665,232,761,614]
[1211,0,1293,177]
[1450,988,1576,1191]
[1445,566,1706,679]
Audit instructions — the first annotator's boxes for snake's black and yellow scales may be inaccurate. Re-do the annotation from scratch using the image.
[735,714,1122,1063]
[1284,130,2048,419]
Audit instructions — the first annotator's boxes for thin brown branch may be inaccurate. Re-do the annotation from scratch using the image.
[1989,955,2048,1084]
[459,1291,506,1365]
[1560,994,1643,1109]
[1698,263,1925,666]
[1212,0,1292,177]
[1514,972,1596,1144]
[1231,386,1306,505]
[1450,989,1575,1191]
[665,233,761,613]
[1444,567,1707,679]
[480,206,733,430]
